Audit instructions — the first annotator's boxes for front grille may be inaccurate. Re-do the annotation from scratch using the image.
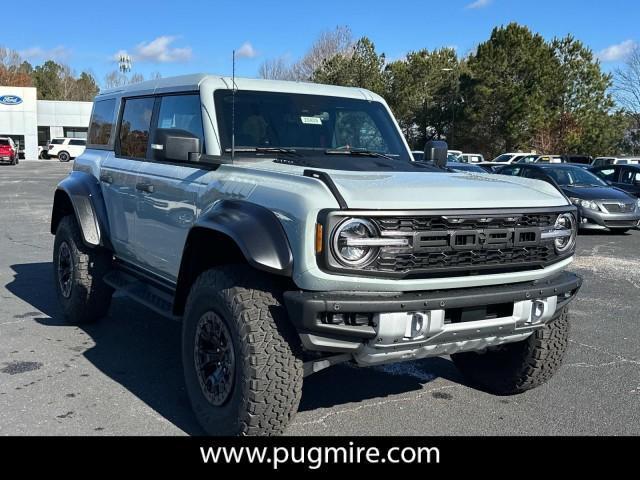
[375,213,555,232]
[376,245,555,275]
[602,202,636,213]
[324,210,573,278]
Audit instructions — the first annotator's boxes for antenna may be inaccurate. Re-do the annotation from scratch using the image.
[118,54,132,74]
[231,49,236,161]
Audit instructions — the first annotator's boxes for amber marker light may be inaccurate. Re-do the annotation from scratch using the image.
[315,223,324,254]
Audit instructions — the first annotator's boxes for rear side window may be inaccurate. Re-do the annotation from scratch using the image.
[0,139,9,146]
[69,139,86,146]
[595,168,616,181]
[620,168,640,184]
[88,99,117,146]
[118,97,155,159]
[499,166,521,176]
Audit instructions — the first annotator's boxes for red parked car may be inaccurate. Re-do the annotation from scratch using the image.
[0,137,19,165]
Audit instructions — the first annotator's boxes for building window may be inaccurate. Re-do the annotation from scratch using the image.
[88,98,117,146]
[38,127,50,147]
[118,97,154,159]
[64,127,88,139]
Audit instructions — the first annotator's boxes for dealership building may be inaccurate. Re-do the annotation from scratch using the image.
[0,85,92,159]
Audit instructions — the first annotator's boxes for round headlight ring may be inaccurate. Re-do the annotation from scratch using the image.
[331,218,379,267]
[554,212,577,254]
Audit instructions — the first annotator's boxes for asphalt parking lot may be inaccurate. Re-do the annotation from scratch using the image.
[0,160,638,435]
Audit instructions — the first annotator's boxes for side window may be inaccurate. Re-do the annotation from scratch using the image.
[151,94,204,161]
[596,168,616,181]
[69,139,86,146]
[500,166,521,176]
[620,168,638,184]
[88,99,117,146]
[118,97,155,159]
[522,168,544,180]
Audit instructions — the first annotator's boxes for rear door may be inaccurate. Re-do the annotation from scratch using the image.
[618,166,640,198]
[133,93,204,281]
[100,96,154,265]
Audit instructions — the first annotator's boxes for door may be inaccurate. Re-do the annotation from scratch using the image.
[133,93,205,281]
[618,166,640,197]
[100,96,155,266]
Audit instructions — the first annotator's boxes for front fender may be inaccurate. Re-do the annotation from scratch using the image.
[51,171,111,249]
[195,200,293,276]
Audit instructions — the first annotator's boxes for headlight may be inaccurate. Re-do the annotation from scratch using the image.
[553,212,577,254]
[569,197,599,211]
[331,218,379,267]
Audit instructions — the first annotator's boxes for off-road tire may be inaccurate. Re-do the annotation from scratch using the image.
[53,215,113,324]
[58,151,70,162]
[451,306,570,395]
[182,266,303,436]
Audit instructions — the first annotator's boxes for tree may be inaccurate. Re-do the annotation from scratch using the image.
[259,56,295,81]
[0,47,33,87]
[259,26,353,81]
[312,37,386,95]
[544,36,619,155]
[32,60,63,99]
[458,23,560,157]
[615,46,640,154]
[32,60,100,101]
[73,72,100,101]
[384,48,461,148]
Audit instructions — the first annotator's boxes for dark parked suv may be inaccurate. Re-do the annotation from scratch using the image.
[591,164,640,198]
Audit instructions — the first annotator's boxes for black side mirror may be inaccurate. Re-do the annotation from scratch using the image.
[155,129,201,162]
[424,140,448,169]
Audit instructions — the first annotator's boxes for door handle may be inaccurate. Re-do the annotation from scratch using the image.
[99,173,113,184]
[136,182,155,193]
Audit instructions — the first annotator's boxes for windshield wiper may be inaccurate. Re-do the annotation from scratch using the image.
[224,147,298,155]
[324,148,395,161]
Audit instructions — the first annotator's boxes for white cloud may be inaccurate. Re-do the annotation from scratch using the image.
[235,42,257,59]
[19,46,71,61]
[597,39,636,62]
[466,0,492,9]
[112,36,192,64]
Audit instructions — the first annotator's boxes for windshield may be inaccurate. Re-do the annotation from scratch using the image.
[214,90,411,163]
[515,154,538,164]
[493,154,514,163]
[544,167,608,187]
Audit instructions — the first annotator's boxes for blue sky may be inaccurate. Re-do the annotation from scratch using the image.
[7,0,639,86]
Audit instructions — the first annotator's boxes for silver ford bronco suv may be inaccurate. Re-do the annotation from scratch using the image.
[51,74,582,435]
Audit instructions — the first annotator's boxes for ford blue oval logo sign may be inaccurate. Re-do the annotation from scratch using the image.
[0,95,23,106]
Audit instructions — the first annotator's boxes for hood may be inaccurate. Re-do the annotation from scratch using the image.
[562,185,632,201]
[236,159,569,209]
[327,171,567,209]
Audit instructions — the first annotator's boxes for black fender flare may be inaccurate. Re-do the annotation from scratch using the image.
[51,171,112,249]
[191,200,293,276]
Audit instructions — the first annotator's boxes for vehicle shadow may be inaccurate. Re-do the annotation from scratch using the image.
[6,261,466,433]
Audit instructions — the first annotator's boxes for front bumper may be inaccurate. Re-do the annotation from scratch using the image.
[284,271,582,361]
[578,206,640,230]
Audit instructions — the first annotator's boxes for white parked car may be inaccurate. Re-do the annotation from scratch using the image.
[48,138,87,162]
[459,153,485,163]
[591,156,640,168]
[492,152,537,164]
